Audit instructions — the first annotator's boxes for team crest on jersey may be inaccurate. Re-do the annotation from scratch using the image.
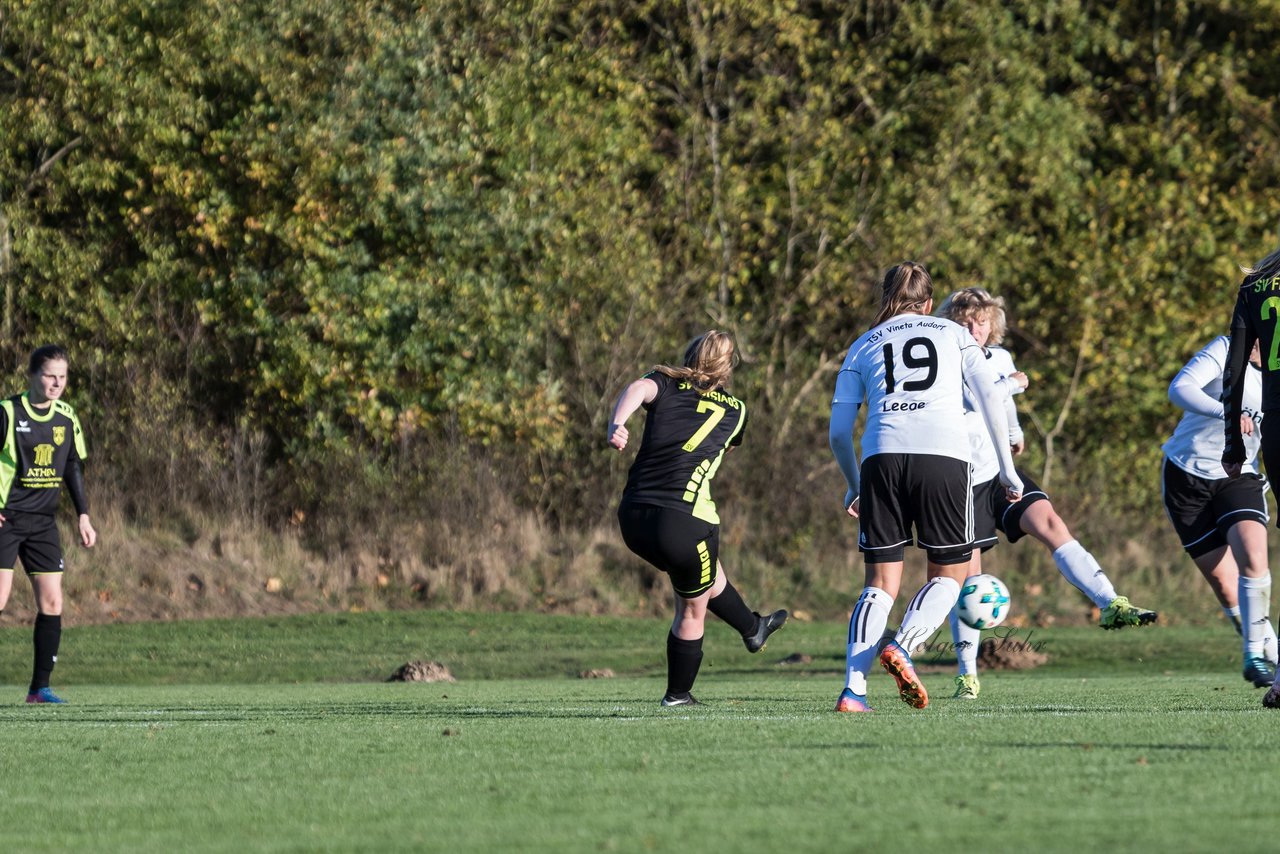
[53,426,65,446]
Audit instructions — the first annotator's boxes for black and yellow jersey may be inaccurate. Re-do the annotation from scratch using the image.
[0,393,89,516]
[621,372,747,524]
[1225,267,1280,464]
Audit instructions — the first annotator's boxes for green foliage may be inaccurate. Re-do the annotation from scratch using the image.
[4,0,1280,568]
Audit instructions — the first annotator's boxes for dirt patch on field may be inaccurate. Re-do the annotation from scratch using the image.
[387,661,456,682]
[978,637,1048,670]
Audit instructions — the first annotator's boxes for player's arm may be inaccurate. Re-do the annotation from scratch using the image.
[829,401,861,515]
[963,345,1023,499]
[1170,338,1228,419]
[607,377,659,451]
[829,365,865,516]
[0,405,6,525]
[997,354,1026,454]
[1223,292,1257,475]
[63,446,96,547]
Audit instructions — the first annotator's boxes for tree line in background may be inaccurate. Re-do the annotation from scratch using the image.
[3,0,1279,616]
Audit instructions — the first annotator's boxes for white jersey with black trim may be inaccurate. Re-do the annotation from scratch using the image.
[833,315,989,462]
[966,346,1026,483]
[1163,335,1263,479]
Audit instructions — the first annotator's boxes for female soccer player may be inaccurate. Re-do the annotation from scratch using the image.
[1164,336,1276,687]
[829,263,1022,713]
[1222,244,1280,708]
[608,330,787,707]
[0,345,97,704]
[938,288,1156,700]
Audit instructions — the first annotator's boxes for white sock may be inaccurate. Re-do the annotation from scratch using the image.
[950,607,980,676]
[895,576,961,654]
[1051,539,1117,610]
[1224,604,1242,635]
[1240,573,1273,660]
[845,587,892,695]
[1265,622,1279,666]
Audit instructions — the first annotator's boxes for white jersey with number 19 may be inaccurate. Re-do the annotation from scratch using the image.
[833,315,992,462]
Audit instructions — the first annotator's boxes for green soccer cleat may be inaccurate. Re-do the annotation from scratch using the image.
[1244,657,1276,688]
[1100,596,1158,630]
[952,674,980,700]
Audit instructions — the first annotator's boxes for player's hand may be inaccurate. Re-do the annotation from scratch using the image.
[1224,461,1243,478]
[1011,440,1026,456]
[0,511,6,527]
[1000,474,1023,503]
[1010,371,1029,391]
[79,514,96,548]
[607,423,629,450]
[845,490,860,518]
[1241,413,1256,437]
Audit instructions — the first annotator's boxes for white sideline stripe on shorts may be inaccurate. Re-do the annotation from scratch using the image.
[1217,507,1270,525]
[999,490,1047,529]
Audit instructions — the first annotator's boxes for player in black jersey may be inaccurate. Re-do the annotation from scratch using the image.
[0,346,97,704]
[1223,245,1280,708]
[609,330,787,707]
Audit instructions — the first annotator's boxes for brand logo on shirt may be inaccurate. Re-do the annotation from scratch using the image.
[53,426,65,446]
[15,420,30,433]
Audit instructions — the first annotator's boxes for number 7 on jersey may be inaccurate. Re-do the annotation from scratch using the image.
[682,400,726,451]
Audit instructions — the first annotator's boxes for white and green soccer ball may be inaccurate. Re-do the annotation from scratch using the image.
[957,573,1011,630]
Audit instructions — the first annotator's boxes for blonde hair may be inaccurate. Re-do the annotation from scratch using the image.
[1242,247,1280,281]
[936,287,1008,345]
[653,330,738,391]
[872,262,933,327]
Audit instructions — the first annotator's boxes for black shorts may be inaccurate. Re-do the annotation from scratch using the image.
[0,511,64,574]
[972,468,1050,551]
[617,501,719,597]
[1161,458,1269,558]
[858,453,974,565]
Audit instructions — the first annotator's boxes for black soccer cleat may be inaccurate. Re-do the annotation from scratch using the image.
[660,693,702,707]
[744,609,789,653]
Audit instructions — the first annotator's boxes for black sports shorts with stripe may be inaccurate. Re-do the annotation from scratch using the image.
[617,501,720,597]
[1161,457,1268,558]
[857,452,974,566]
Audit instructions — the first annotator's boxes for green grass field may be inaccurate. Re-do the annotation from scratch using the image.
[0,612,1274,852]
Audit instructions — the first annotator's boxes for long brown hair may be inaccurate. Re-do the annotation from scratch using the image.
[653,330,737,391]
[936,287,1008,345]
[872,262,933,327]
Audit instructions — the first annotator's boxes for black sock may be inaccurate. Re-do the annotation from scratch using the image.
[31,613,61,692]
[665,633,704,699]
[708,582,758,636]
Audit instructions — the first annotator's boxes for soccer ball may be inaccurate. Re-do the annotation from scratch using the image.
[956,574,1011,630]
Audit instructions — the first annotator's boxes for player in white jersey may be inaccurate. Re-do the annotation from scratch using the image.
[938,288,1157,700]
[829,262,1023,713]
[1163,336,1277,686]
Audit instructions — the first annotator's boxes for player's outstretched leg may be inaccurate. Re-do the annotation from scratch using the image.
[705,567,788,653]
